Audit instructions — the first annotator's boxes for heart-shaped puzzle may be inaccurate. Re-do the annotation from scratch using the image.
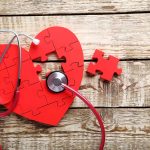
[0,26,84,126]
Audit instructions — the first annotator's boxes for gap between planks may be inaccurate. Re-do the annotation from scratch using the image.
[0,0,150,15]
[0,11,150,17]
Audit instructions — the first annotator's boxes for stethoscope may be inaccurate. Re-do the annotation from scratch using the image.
[0,30,105,150]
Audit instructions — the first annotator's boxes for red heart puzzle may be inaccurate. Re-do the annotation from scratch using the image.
[0,26,84,126]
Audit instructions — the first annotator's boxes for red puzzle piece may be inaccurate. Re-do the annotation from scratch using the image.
[87,49,122,81]
[29,28,55,62]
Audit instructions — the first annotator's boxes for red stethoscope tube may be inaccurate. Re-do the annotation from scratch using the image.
[62,83,105,150]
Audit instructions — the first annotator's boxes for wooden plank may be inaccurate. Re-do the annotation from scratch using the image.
[0,0,149,15]
[0,14,149,59]
[0,108,150,150]
[37,60,150,107]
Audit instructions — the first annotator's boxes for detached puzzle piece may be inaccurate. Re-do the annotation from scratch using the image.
[87,49,122,81]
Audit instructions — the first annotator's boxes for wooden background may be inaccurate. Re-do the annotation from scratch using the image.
[0,0,150,149]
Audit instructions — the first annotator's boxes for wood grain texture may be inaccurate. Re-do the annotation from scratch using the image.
[0,14,149,59]
[37,60,150,107]
[0,1,149,149]
[0,0,149,15]
[0,108,150,150]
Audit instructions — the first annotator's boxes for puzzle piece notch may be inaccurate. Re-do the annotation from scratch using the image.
[57,90,74,107]
[35,64,42,74]
[87,49,122,81]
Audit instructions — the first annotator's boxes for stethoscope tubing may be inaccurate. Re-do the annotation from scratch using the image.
[62,83,105,150]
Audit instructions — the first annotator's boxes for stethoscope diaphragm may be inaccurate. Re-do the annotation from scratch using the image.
[46,71,68,93]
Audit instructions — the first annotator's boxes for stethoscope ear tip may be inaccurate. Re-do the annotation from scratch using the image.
[33,39,40,45]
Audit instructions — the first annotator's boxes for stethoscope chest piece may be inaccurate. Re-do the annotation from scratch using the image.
[46,71,68,93]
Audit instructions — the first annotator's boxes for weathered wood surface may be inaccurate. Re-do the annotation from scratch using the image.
[0,108,150,150]
[0,0,150,150]
[38,61,150,107]
[0,0,150,15]
[0,14,150,59]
